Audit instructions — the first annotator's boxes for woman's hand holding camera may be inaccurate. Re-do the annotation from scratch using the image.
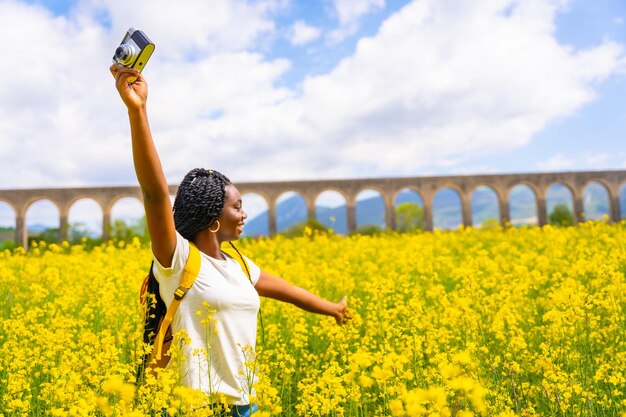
[110,63,147,111]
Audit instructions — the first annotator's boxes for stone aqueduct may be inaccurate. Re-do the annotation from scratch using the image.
[1,170,625,248]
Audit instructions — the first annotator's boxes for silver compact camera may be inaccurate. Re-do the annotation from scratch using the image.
[113,27,155,83]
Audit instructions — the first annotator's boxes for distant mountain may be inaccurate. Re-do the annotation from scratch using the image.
[28,223,54,232]
[245,212,270,236]
[316,206,348,235]
[243,196,373,237]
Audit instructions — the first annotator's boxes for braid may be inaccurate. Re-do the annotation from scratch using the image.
[173,168,231,240]
[228,242,251,282]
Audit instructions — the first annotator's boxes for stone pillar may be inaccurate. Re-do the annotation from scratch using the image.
[59,213,70,243]
[537,197,547,226]
[498,192,510,227]
[346,203,356,234]
[611,194,621,223]
[102,210,111,241]
[573,193,584,224]
[16,215,27,249]
[423,195,433,232]
[268,201,277,235]
[460,192,472,227]
[307,198,316,222]
[385,197,395,231]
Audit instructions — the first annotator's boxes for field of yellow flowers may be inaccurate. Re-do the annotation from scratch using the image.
[1,222,626,416]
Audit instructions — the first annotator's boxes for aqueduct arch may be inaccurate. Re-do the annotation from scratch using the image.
[470,185,501,227]
[581,180,612,221]
[1,170,624,248]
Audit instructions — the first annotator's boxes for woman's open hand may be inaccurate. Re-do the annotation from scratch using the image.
[334,296,352,326]
[109,64,147,111]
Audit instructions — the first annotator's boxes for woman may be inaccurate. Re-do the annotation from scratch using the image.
[110,64,351,416]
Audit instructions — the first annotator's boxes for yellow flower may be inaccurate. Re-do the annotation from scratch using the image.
[2,221,626,416]
[359,375,374,388]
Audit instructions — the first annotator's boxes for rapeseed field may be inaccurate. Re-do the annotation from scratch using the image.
[1,222,625,416]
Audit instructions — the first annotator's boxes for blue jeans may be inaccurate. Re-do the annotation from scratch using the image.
[231,403,258,417]
[161,403,258,417]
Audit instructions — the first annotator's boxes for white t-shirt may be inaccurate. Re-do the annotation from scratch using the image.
[152,232,261,405]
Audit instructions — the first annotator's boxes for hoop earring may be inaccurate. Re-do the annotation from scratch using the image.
[209,221,221,233]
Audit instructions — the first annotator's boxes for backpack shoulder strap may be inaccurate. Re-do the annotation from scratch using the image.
[221,242,251,281]
[152,242,201,361]
[179,242,201,291]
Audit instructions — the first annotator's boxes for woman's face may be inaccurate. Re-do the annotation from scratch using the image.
[215,185,247,241]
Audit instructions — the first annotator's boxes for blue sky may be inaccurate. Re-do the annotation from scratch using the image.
[0,0,625,229]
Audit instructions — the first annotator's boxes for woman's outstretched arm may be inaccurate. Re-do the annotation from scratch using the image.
[255,270,352,325]
[110,64,176,266]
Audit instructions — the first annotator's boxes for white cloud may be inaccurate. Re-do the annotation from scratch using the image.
[537,152,625,172]
[328,0,386,42]
[584,153,612,167]
[287,20,321,45]
[536,154,576,171]
[0,202,16,226]
[315,190,346,208]
[110,197,144,221]
[0,0,625,191]
[333,0,386,24]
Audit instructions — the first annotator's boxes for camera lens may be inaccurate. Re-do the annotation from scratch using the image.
[114,44,136,66]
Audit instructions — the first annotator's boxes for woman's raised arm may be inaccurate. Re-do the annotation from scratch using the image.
[110,64,176,267]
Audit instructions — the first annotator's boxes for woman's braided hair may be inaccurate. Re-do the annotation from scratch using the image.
[173,168,231,240]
